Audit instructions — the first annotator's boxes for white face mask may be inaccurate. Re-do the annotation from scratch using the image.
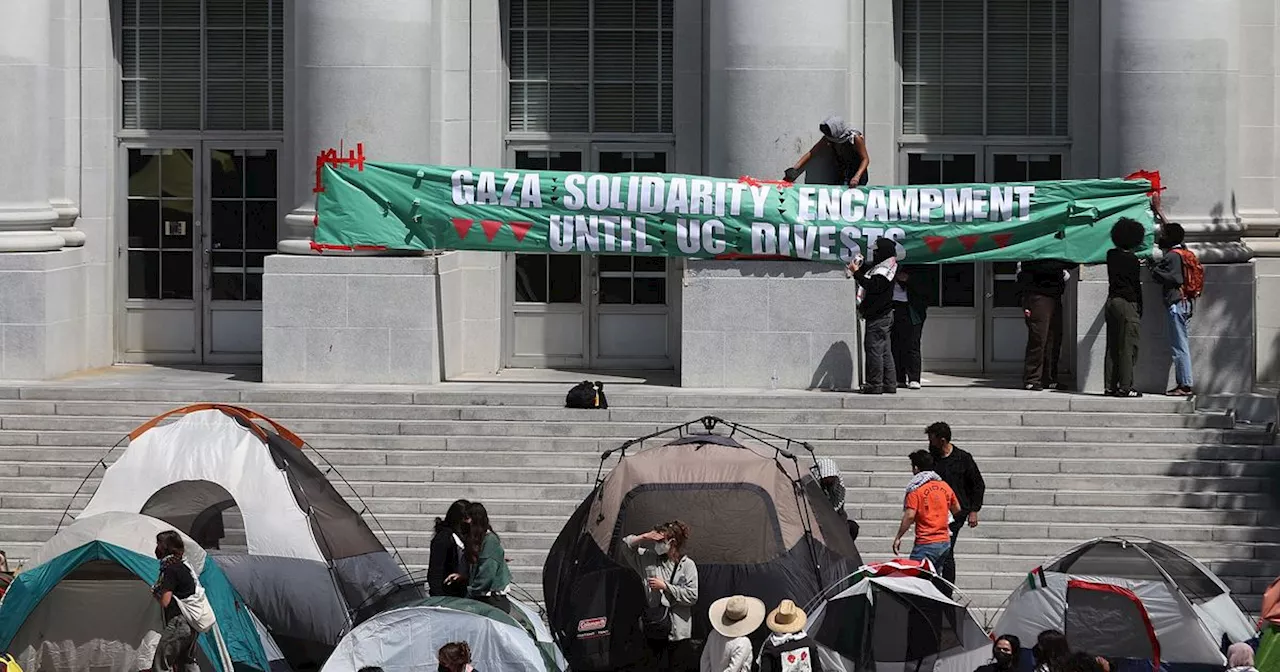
[653,541,670,555]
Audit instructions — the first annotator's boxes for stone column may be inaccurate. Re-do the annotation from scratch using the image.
[1077,0,1256,395]
[683,0,859,390]
[278,0,434,254]
[49,0,83,247]
[0,0,62,252]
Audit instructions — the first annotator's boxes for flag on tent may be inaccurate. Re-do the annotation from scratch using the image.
[1026,566,1047,590]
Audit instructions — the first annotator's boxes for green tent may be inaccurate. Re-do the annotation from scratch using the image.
[0,512,273,672]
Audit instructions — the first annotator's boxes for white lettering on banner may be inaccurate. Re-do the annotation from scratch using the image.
[792,224,819,259]
[1015,186,1035,221]
[918,189,943,223]
[970,190,989,220]
[889,189,918,221]
[618,216,632,252]
[943,188,971,222]
[549,215,574,252]
[500,172,521,206]
[748,185,770,218]
[519,174,543,208]
[702,219,727,254]
[842,189,866,222]
[991,187,1013,221]
[817,189,841,222]
[752,222,777,254]
[626,176,640,212]
[675,218,701,253]
[573,215,600,252]
[886,227,906,242]
[864,227,885,250]
[690,179,714,215]
[818,226,837,261]
[563,174,586,210]
[586,175,610,211]
[599,216,618,251]
[728,183,748,216]
[475,171,499,205]
[634,217,654,252]
[451,169,474,205]
[838,227,863,264]
[639,176,665,214]
[714,181,728,217]
[866,190,889,222]
[666,178,690,214]
[798,188,816,221]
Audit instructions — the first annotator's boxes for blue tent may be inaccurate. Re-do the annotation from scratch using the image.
[0,513,273,672]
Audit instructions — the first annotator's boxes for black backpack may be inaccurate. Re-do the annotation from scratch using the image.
[565,381,608,409]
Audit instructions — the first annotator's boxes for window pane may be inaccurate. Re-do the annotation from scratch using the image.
[514,254,549,302]
[244,201,277,249]
[515,151,550,170]
[994,280,1021,307]
[598,256,631,272]
[161,149,195,198]
[940,263,976,307]
[992,154,1027,182]
[128,150,159,197]
[246,273,264,301]
[907,154,942,185]
[941,154,978,182]
[128,200,160,249]
[548,151,584,171]
[161,251,194,300]
[129,250,160,299]
[633,152,666,173]
[598,152,632,174]
[211,201,245,249]
[160,199,194,249]
[211,151,244,198]
[245,151,277,198]
[212,273,245,301]
[1027,155,1063,181]
[547,255,582,303]
[633,277,666,304]
[599,277,631,304]
[634,256,666,272]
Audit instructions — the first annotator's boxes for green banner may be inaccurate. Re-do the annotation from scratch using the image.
[314,158,1157,264]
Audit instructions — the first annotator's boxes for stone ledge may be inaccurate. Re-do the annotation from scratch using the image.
[265,253,440,276]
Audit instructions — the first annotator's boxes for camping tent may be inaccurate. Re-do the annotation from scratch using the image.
[994,537,1256,668]
[0,512,277,672]
[807,560,992,672]
[543,420,862,671]
[1259,576,1279,672]
[319,596,566,672]
[73,404,419,667]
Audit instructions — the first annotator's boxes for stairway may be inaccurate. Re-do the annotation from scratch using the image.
[0,377,1275,626]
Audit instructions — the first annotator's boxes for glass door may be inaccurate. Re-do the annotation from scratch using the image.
[121,145,202,363]
[983,151,1067,372]
[902,150,983,372]
[202,145,280,363]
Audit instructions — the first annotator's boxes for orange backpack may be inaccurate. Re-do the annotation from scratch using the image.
[1173,248,1203,299]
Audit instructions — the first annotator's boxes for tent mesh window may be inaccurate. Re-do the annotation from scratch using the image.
[1052,542,1166,582]
[614,485,784,564]
[1064,585,1156,660]
[1137,542,1224,602]
[870,587,963,663]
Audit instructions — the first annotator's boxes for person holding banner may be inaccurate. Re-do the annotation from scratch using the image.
[851,237,902,394]
[784,116,870,187]
[1018,259,1078,391]
[1104,218,1147,398]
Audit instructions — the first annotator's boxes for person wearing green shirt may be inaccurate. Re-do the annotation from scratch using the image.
[462,502,512,614]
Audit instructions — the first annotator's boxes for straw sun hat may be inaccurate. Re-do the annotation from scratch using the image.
[708,595,767,638]
[765,599,807,634]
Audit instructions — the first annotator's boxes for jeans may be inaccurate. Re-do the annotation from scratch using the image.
[863,312,897,391]
[1166,301,1193,388]
[909,540,951,568]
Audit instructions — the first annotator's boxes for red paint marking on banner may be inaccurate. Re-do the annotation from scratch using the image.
[991,233,1013,248]
[923,236,947,253]
[452,218,474,240]
[509,221,533,242]
[312,214,319,227]
[738,175,792,188]
[958,235,980,251]
[313,142,368,193]
[480,219,503,242]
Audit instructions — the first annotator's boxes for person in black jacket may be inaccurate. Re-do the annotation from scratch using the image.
[925,422,985,596]
[1018,259,1078,391]
[975,635,1022,672]
[1105,218,1147,398]
[757,600,822,672]
[427,499,471,597]
[851,237,901,395]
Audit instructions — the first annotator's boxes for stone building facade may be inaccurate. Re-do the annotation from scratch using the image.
[0,0,1276,392]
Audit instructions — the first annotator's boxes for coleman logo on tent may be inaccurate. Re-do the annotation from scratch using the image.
[577,617,607,633]
[1027,566,1048,590]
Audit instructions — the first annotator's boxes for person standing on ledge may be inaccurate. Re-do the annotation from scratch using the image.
[1104,218,1147,398]
[783,116,870,187]
[1018,259,1078,391]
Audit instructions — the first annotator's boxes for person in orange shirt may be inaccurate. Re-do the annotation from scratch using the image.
[892,450,961,568]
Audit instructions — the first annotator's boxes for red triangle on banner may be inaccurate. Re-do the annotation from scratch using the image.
[480,220,503,242]
[991,233,1013,248]
[924,236,947,253]
[452,218,473,239]
[509,220,533,242]
[959,235,980,251]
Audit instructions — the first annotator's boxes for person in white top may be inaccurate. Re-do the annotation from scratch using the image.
[700,595,766,672]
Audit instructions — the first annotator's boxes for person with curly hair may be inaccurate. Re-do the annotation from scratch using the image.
[1104,217,1148,397]
[622,520,700,671]
[437,641,475,672]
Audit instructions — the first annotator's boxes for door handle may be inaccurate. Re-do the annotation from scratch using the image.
[203,248,211,291]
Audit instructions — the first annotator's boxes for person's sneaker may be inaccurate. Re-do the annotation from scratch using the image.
[907,381,921,390]
[884,387,898,394]
[1045,381,1064,391]
[859,386,883,395]
[1025,383,1044,392]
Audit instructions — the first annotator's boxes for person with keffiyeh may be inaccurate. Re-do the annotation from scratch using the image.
[850,237,902,394]
[892,450,959,568]
[147,531,199,672]
[810,457,860,543]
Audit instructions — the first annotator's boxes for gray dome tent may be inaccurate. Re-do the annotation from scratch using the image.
[543,417,863,671]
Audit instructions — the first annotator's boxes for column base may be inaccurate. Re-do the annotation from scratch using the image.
[262,254,441,384]
[50,198,85,247]
[680,260,859,390]
[0,202,63,252]
[0,249,88,380]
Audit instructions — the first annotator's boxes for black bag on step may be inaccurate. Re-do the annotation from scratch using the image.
[566,380,608,409]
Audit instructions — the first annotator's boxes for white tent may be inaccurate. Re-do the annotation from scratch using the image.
[320,597,566,672]
[808,560,991,672]
[994,537,1256,667]
[74,404,414,668]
